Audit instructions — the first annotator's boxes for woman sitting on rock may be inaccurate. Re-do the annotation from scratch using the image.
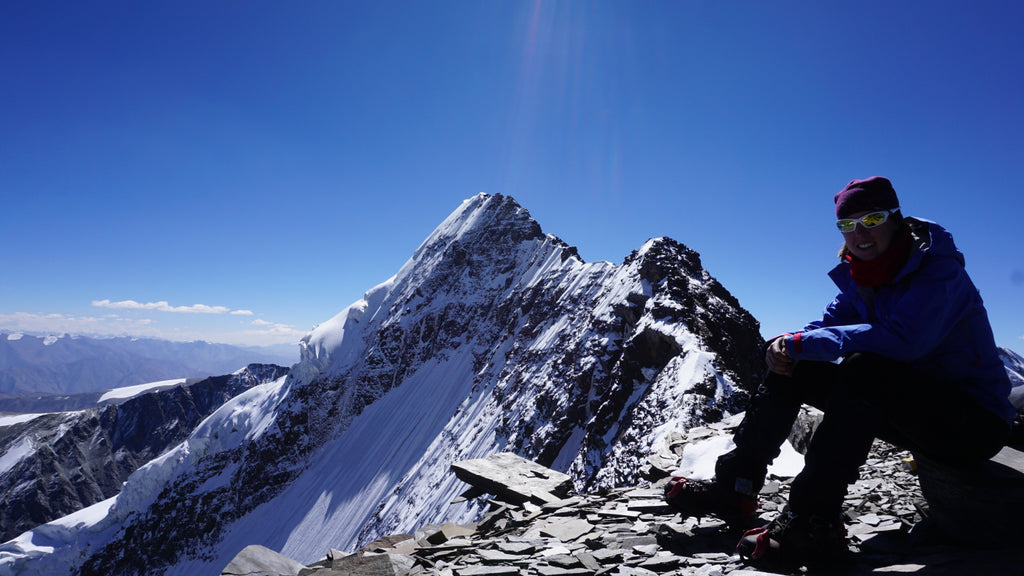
[664,176,1014,568]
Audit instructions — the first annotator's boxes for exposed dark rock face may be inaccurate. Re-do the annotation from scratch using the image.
[0,364,288,542]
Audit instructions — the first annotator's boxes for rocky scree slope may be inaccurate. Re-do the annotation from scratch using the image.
[227,413,1024,576]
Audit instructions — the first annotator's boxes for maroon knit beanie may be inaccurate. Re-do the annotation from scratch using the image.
[834,176,900,218]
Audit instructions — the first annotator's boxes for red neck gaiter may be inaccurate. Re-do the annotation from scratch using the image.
[846,228,913,288]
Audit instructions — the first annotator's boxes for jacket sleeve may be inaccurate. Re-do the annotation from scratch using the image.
[804,290,862,331]
[786,255,975,362]
[767,278,862,357]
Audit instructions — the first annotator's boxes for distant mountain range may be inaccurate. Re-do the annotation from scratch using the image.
[0,333,296,400]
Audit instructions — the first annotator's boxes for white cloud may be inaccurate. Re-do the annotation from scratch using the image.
[250,319,301,336]
[0,311,306,348]
[0,312,157,337]
[2,298,306,347]
[92,299,231,314]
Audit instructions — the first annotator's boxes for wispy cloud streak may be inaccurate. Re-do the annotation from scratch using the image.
[92,299,233,314]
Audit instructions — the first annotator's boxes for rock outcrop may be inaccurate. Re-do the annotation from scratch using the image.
[227,414,1024,576]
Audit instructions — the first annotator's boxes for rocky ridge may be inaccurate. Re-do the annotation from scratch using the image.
[225,411,1024,576]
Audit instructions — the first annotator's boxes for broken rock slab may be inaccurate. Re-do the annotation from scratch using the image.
[451,452,574,505]
[415,522,478,546]
[530,517,595,542]
[329,552,416,576]
[915,445,1024,546]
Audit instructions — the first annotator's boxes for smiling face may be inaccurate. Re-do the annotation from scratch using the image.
[841,211,901,261]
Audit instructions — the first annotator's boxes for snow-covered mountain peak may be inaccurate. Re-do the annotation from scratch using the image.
[1,194,766,576]
[410,193,548,262]
[300,193,578,380]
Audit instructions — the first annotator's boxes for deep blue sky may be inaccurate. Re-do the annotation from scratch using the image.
[2,1,1022,355]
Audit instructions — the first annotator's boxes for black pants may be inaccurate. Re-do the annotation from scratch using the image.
[724,352,1009,516]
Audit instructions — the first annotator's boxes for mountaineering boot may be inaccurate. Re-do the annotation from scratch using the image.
[663,476,759,529]
[662,447,767,528]
[736,506,848,569]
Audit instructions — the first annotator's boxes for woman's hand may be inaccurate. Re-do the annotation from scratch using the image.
[766,335,796,376]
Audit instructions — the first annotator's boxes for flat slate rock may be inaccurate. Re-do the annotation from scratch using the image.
[451,452,574,505]
[416,522,478,546]
[455,565,521,576]
[328,552,417,576]
[992,444,1024,472]
[535,518,595,542]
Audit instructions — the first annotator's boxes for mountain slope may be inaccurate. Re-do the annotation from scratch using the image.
[0,364,289,542]
[0,194,764,576]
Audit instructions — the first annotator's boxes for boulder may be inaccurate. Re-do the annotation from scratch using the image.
[915,445,1024,545]
[322,552,416,576]
[222,544,305,576]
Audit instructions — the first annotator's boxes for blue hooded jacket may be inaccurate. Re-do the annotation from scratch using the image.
[785,217,1014,424]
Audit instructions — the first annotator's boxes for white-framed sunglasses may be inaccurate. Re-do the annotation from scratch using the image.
[836,208,900,233]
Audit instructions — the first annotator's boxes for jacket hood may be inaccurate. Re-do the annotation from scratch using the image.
[905,217,964,266]
[895,218,965,284]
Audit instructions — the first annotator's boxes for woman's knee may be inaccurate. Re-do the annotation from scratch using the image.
[835,352,905,399]
[837,352,896,378]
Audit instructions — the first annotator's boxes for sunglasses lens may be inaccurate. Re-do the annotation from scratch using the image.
[836,210,893,232]
[860,212,887,227]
